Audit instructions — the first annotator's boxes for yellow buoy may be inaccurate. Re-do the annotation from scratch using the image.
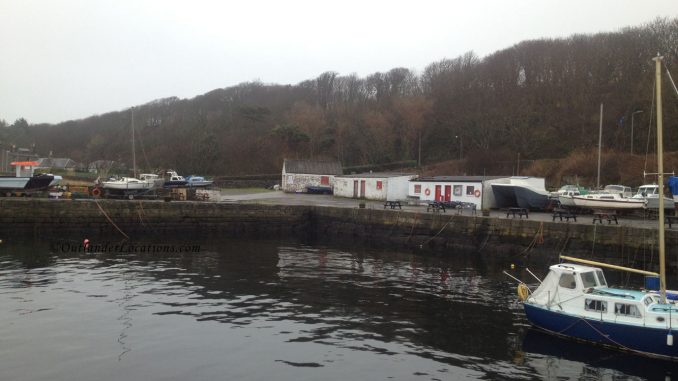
[517,284,529,301]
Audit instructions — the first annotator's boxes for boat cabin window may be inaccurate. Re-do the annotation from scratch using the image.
[595,270,607,287]
[643,296,656,307]
[581,271,597,288]
[615,303,642,318]
[558,273,577,289]
[585,299,607,312]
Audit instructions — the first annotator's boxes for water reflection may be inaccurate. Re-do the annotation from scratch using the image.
[0,237,666,380]
[521,328,678,380]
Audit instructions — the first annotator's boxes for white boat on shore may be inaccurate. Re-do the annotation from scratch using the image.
[101,176,157,190]
[0,161,54,192]
[632,184,675,209]
[571,193,646,210]
[551,185,587,207]
[571,185,644,210]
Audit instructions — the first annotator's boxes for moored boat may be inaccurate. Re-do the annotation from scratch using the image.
[520,54,676,361]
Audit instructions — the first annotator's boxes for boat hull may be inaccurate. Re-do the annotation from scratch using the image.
[558,195,577,207]
[524,303,678,360]
[571,196,645,210]
[645,197,676,210]
[0,176,30,189]
[102,180,154,190]
[491,184,518,208]
[0,174,54,191]
[513,186,549,210]
[187,181,213,188]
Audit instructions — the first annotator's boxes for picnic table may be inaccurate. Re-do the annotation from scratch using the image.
[506,207,529,219]
[592,210,618,224]
[456,202,477,215]
[427,201,446,213]
[552,207,577,222]
[383,200,402,209]
[666,215,678,228]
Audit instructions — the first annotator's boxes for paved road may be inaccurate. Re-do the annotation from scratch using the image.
[219,190,674,231]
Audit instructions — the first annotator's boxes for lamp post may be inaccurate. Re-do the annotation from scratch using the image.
[631,110,643,155]
[455,135,462,160]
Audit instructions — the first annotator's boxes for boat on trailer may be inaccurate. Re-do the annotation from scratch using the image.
[0,161,54,194]
[520,54,678,361]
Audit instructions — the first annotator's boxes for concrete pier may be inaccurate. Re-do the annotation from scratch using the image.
[0,198,675,270]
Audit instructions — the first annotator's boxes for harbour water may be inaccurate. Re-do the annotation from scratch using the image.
[1,238,677,380]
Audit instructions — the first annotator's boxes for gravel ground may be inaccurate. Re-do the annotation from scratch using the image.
[218,189,674,231]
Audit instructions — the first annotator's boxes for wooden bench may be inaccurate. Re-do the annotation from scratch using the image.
[592,210,618,224]
[427,202,446,213]
[383,200,402,209]
[552,208,577,222]
[666,215,678,228]
[506,207,529,218]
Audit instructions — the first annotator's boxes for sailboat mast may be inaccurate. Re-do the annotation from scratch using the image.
[597,103,603,190]
[131,108,137,178]
[654,54,667,304]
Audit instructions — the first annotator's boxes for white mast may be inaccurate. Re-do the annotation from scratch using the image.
[653,54,667,304]
[131,108,137,179]
[597,103,603,190]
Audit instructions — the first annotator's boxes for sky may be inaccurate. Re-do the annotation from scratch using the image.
[1,0,677,125]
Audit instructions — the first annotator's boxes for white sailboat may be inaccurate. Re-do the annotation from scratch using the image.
[520,54,678,361]
[101,109,156,191]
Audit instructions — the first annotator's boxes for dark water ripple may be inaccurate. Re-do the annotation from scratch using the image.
[0,239,676,380]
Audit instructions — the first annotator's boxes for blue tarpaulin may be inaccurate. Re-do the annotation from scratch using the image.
[669,176,678,196]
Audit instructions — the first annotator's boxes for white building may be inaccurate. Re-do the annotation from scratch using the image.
[409,176,506,209]
[334,172,417,201]
[281,159,343,193]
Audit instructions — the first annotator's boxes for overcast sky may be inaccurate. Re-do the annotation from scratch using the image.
[1,0,677,124]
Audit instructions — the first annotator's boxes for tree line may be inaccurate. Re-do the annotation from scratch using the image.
[2,17,678,178]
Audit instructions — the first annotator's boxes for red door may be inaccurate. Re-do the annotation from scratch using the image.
[353,180,359,198]
[444,185,452,201]
[360,180,366,198]
[435,185,442,201]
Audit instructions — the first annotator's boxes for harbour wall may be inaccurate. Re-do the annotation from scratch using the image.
[0,199,675,271]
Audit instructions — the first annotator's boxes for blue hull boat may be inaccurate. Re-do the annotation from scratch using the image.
[524,303,678,359]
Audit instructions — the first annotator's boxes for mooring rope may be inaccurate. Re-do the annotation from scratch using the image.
[516,222,545,257]
[419,216,454,247]
[406,213,419,242]
[387,211,401,236]
[94,199,130,240]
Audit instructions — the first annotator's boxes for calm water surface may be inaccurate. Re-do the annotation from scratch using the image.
[0,238,677,380]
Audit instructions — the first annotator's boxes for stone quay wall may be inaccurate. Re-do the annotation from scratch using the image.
[0,199,674,270]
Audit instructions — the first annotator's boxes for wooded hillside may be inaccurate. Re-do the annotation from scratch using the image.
[2,18,678,180]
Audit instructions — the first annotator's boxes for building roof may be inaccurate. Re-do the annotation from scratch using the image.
[339,172,416,179]
[414,175,505,182]
[284,159,342,175]
[36,157,78,169]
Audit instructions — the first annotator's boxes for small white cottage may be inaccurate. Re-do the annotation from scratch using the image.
[281,159,343,193]
[334,172,417,201]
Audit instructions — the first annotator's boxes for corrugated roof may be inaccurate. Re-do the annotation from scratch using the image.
[284,159,343,175]
[339,172,416,179]
[414,175,506,182]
